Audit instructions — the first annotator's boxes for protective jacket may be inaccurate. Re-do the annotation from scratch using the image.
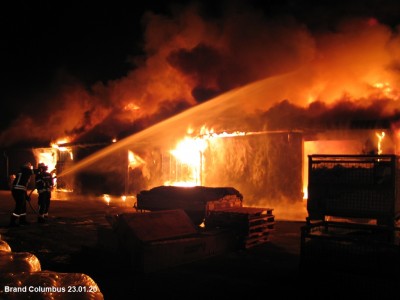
[35,171,54,193]
[12,166,34,191]
[10,164,34,226]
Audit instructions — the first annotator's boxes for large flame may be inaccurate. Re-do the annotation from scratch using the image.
[165,127,246,186]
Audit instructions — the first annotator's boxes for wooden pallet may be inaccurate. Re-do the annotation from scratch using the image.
[245,234,271,249]
[205,206,275,249]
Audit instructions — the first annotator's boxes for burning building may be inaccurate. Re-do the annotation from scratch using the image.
[0,101,397,223]
[25,121,392,221]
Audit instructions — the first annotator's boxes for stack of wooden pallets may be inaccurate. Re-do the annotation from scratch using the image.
[205,207,275,249]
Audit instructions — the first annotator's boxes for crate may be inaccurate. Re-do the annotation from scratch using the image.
[300,221,400,277]
[307,155,400,225]
[136,229,237,273]
[113,209,237,273]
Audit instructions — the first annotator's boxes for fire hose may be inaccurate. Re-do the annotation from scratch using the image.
[26,189,39,215]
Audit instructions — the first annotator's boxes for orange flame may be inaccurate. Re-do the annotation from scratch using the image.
[165,126,246,186]
[128,151,145,169]
[376,131,385,155]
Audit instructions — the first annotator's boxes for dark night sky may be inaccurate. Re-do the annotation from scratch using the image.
[2,2,161,103]
[1,0,400,146]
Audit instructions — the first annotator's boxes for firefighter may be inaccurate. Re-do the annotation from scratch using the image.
[9,162,34,227]
[35,163,54,223]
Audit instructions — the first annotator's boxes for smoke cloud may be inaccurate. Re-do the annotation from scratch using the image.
[2,2,400,147]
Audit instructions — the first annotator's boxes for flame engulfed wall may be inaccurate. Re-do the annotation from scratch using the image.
[202,132,303,206]
[136,131,303,206]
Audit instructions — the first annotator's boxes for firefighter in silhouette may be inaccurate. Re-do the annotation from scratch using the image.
[35,163,54,223]
[9,162,34,227]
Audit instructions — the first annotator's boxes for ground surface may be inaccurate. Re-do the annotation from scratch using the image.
[0,190,398,299]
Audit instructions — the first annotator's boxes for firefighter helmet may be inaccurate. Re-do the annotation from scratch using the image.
[38,163,48,170]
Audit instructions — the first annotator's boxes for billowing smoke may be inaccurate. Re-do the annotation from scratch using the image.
[1,2,400,147]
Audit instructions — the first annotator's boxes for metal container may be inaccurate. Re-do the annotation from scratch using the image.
[307,154,400,225]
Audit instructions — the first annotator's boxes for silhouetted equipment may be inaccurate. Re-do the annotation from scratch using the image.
[301,154,400,277]
[112,186,275,272]
[112,209,237,273]
[306,154,400,224]
[136,185,275,248]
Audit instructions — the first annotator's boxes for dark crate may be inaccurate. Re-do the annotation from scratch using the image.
[307,155,400,224]
[300,221,400,277]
